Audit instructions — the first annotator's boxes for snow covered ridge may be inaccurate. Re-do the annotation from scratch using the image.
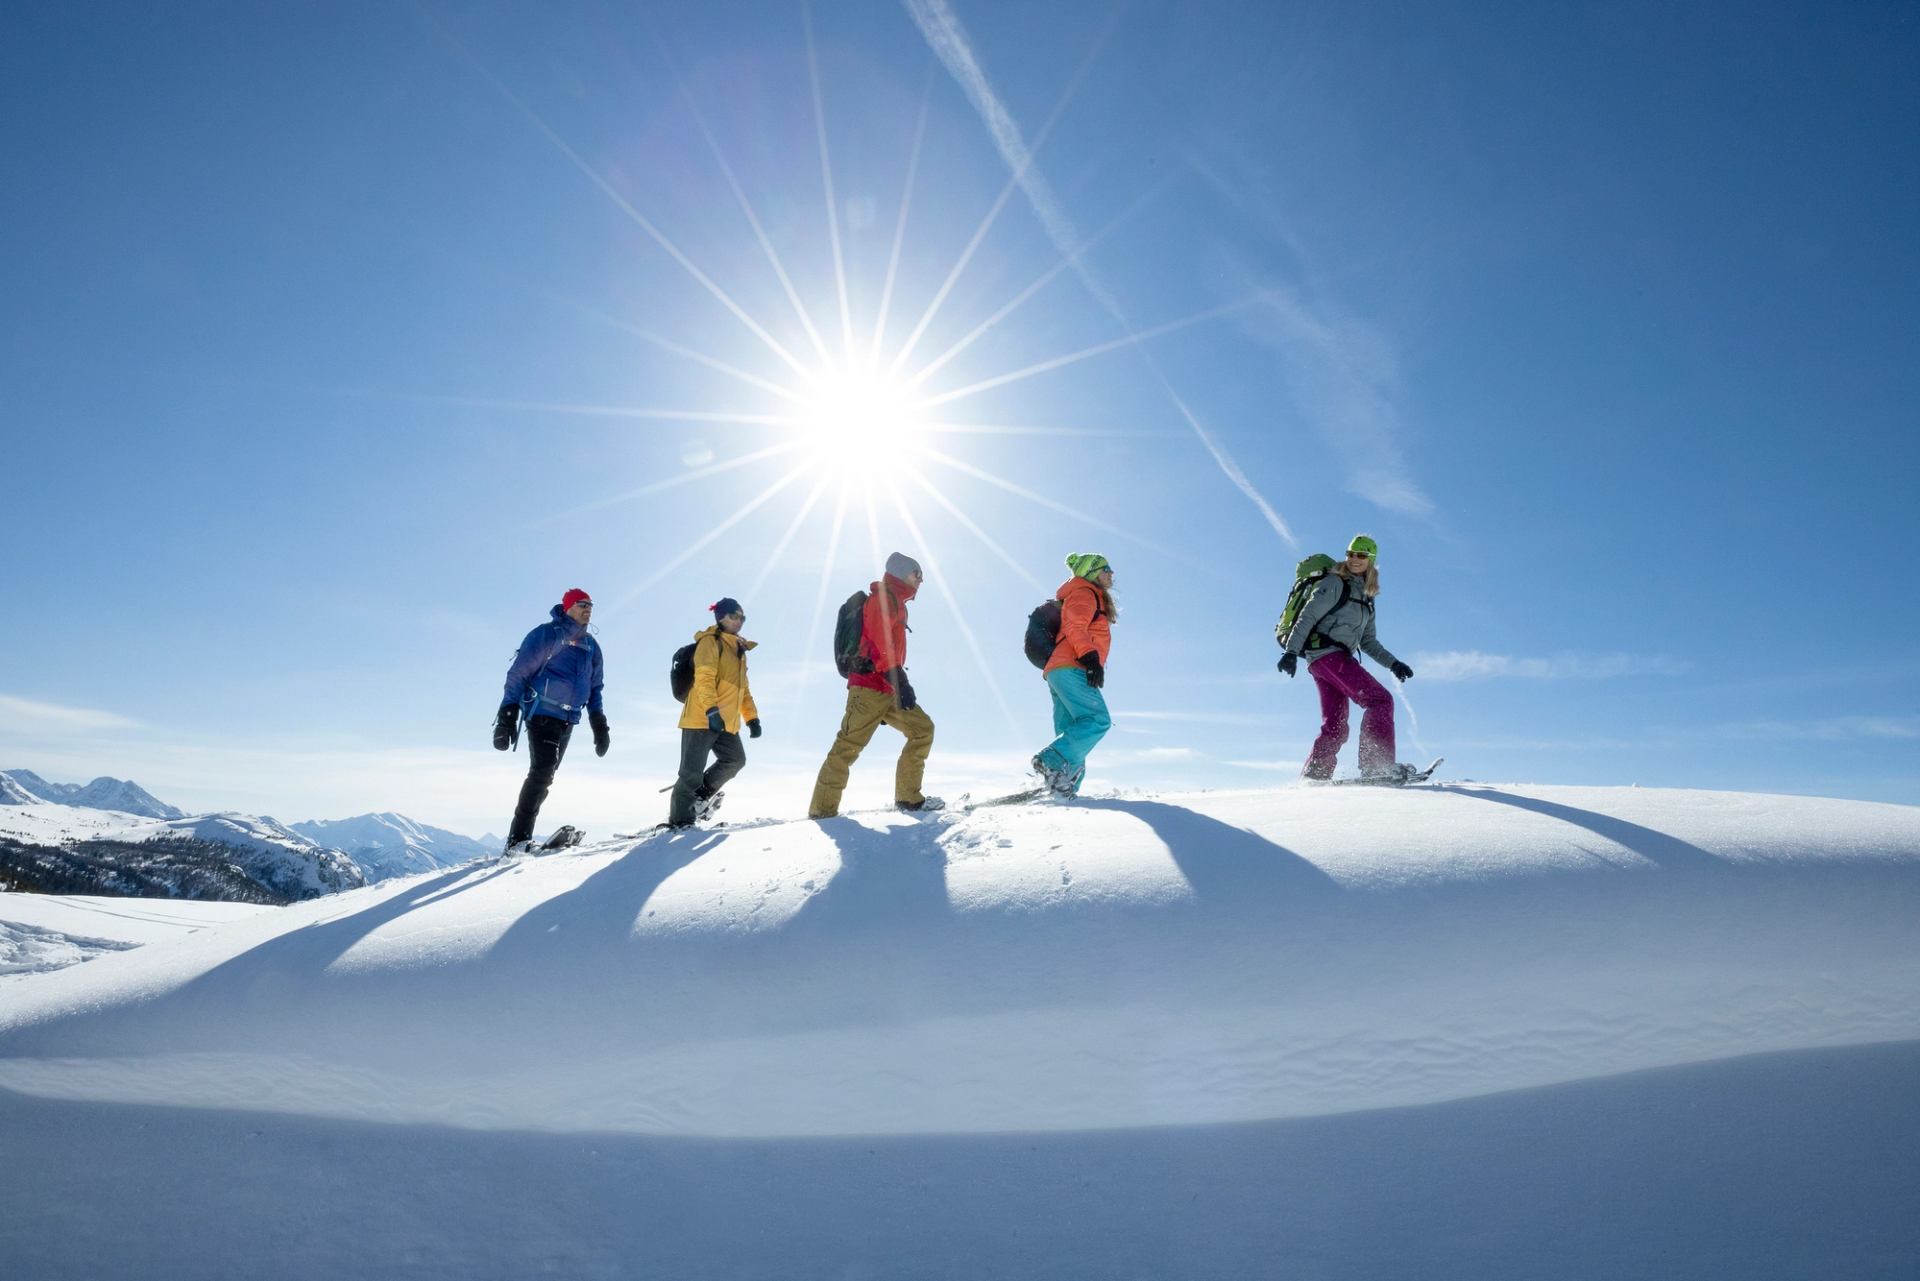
[290,812,496,880]
[0,801,366,901]
[0,768,185,819]
[1,784,1916,1140]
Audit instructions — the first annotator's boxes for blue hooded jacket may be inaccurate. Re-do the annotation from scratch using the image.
[501,606,605,725]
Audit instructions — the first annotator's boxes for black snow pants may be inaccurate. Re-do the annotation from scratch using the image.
[507,714,573,845]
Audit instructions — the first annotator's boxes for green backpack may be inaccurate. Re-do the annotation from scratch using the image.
[1275,554,1348,648]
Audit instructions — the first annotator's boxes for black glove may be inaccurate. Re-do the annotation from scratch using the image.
[747,718,763,739]
[1390,661,1414,682]
[706,707,726,734]
[1278,653,1297,678]
[1078,652,1104,689]
[850,654,876,675]
[589,710,610,757]
[492,704,519,751]
[889,668,918,712]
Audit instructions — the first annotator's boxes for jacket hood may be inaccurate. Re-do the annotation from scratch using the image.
[879,574,919,603]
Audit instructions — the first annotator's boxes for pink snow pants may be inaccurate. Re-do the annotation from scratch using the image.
[1305,650,1396,779]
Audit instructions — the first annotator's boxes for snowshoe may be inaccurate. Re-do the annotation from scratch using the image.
[1331,758,1443,787]
[500,839,540,860]
[692,790,724,824]
[896,795,947,813]
[541,825,585,850]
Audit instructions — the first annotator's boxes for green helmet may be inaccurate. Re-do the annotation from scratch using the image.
[1347,534,1379,562]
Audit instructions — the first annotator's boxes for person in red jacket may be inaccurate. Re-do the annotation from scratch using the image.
[1031,553,1116,796]
[808,552,944,817]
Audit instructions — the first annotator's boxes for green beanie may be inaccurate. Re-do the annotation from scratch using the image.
[1065,552,1110,580]
[1347,534,1379,562]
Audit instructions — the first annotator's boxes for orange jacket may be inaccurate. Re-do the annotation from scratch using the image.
[1044,576,1112,676]
[849,574,916,695]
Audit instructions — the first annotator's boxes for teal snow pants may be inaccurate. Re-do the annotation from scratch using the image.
[1037,665,1111,794]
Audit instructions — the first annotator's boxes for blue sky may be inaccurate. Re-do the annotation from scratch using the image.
[3,0,1916,836]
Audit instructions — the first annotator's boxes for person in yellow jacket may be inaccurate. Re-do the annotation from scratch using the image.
[667,597,760,828]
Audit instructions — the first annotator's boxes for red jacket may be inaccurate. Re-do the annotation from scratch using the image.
[850,574,917,694]
[1044,576,1112,676]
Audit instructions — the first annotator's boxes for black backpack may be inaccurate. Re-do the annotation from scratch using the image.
[833,590,871,677]
[669,633,717,702]
[1024,593,1105,669]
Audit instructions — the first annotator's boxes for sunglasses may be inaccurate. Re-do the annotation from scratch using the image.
[1347,550,1373,559]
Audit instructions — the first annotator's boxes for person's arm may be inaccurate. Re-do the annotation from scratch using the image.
[1059,582,1100,658]
[588,643,606,717]
[1360,613,1401,671]
[502,625,550,705]
[689,633,723,717]
[865,591,905,674]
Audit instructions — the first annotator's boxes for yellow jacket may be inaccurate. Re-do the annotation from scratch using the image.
[678,626,760,733]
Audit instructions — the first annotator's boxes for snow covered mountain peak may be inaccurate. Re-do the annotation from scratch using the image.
[0,769,184,819]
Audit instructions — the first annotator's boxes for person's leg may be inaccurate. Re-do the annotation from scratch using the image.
[879,704,936,805]
[508,715,573,844]
[1346,666,1397,773]
[669,728,716,826]
[1039,667,1109,788]
[1304,657,1354,780]
[702,730,747,796]
[808,688,890,817]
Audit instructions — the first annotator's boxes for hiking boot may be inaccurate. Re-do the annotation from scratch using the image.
[896,796,946,813]
[502,839,539,859]
[691,790,724,823]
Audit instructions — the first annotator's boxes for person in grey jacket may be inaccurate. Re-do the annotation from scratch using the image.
[1277,534,1417,781]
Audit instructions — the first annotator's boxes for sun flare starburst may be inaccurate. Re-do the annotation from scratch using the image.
[792,365,930,457]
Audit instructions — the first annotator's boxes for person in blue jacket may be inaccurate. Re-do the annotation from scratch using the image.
[494,587,608,854]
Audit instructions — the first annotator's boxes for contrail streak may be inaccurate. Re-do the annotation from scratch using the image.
[903,0,1298,544]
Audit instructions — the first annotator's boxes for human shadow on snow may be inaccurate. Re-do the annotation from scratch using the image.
[1441,787,1725,873]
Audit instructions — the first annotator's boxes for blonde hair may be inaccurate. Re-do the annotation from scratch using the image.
[1335,561,1380,598]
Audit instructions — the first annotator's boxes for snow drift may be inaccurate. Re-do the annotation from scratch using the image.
[3,784,1917,1139]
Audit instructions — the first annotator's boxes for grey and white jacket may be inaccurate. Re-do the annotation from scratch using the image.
[1281,574,1403,669]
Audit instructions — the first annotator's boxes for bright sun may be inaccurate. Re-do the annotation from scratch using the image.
[793,366,928,456]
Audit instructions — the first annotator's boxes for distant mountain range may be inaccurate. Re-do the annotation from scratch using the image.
[290,813,496,880]
[1,769,185,819]
[0,770,493,899]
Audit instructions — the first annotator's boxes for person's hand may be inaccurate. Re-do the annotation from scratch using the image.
[706,708,726,734]
[589,710,610,757]
[889,669,918,712]
[493,704,519,750]
[1390,661,1414,682]
[747,718,763,739]
[1278,653,1297,678]
[1078,652,1105,689]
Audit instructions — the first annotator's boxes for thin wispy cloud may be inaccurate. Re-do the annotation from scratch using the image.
[1413,651,1691,682]
[903,0,1297,545]
[1718,716,1920,743]
[1189,147,1434,518]
[0,694,144,733]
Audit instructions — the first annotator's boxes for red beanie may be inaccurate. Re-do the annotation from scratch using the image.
[561,588,593,611]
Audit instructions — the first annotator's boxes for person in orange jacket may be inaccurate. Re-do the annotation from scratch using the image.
[1031,553,1116,796]
[808,553,943,817]
[667,597,759,828]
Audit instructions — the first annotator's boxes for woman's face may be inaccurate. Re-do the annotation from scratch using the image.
[1097,567,1115,589]
[1345,549,1372,574]
[720,611,745,635]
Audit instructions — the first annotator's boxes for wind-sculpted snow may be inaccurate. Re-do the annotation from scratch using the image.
[2,784,1916,1142]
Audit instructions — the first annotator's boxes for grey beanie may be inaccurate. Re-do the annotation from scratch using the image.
[885,552,922,580]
